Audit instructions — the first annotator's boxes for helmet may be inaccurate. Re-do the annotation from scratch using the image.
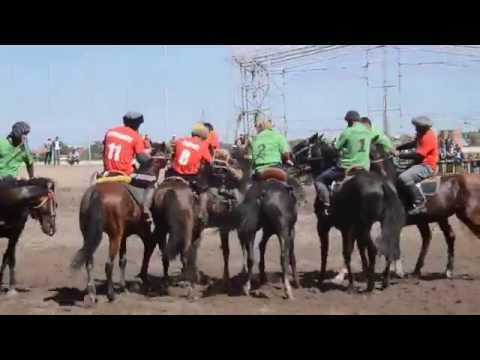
[11,121,31,139]
[411,116,433,128]
[345,110,360,122]
[203,122,214,132]
[192,122,209,139]
[123,111,144,128]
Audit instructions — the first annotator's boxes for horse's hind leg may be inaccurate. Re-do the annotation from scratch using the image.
[239,231,255,296]
[341,228,355,293]
[84,258,96,307]
[413,223,432,277]
[365,232,377,292]
[220,229,230,290]
[258,230,272,285]
[438,219,456,279]
[138,233,156,292]
[105,235,121,302]
[289,227,300,288]
[119,236,128,293]
[318,223,331,284]
[278,231,294,300]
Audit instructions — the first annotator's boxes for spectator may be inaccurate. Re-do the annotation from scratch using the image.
[144,134,152,150]
[53,136,61,166]
[44,138,53,165]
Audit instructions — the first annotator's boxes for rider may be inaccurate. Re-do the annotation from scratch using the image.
[0,121,34,182]
[203,122,220,156]
[165,122,213,224]
[395,116,438,215]
[102,112,154,221]
[360,117,395,153]
[314,111,373,216]
[251,113,292,178]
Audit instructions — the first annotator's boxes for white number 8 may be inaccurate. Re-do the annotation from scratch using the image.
[178,149,191,165]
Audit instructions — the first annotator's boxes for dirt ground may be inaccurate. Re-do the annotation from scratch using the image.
[1,164,480,315]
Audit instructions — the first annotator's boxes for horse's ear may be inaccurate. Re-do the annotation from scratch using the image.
[318,134,323,142]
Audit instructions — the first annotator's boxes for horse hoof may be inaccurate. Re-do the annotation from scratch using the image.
[83,294,96,308]
[242,284,251,296]
[446,270,453,279]
[107,290,116,303]
[6,289,17,297]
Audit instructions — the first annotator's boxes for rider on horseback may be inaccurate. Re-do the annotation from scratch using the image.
[102,112,155,221]
[360,117,395,153]
[251,113,293,179]
[0,121,34,182]
[204,122,220,156]
[165,122,213,225]
[314,111,392,216]
[395,116,438,215]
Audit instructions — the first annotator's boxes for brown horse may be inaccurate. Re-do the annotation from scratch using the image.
[138,177,204,298]
[71,143,168,306]
[370,144,480,279]
[0,177,57,295]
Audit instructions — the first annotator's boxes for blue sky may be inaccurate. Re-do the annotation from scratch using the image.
[0,45,479,148]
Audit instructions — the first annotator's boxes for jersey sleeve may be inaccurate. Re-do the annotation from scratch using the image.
[372,127,394,152]
[335,129,349,150]
[201,142,213,164]
[133,133,146,155]
[278,134,290,154]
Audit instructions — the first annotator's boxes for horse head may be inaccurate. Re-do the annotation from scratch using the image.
[139,142,169,177]
[27,178,57,237]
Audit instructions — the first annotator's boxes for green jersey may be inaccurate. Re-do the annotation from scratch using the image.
[251,128,290,171]
[370,125,394,152]
[335,122,373,171]
[0,138,34,178]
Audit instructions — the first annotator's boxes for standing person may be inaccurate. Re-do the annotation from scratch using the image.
[44,138,53,165]
[395,116,439,215]
[0,121,34,181]
[53,136,61,166]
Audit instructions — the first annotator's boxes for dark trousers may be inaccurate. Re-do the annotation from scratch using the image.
[314,166,346,205]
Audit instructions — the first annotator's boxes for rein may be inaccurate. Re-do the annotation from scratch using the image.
[32,191,56,217]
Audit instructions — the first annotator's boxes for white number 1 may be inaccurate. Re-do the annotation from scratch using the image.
[107,143,122,161]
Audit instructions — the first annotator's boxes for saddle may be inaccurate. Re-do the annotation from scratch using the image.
[95,171,131,184]
[417,176,441,197]
[257,167,289,183]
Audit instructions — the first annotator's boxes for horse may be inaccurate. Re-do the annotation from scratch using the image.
[71,142,168,306]
[292,135,406,292]
[0,177,57,295]
[369,142,480,279]
[232,165,299,299]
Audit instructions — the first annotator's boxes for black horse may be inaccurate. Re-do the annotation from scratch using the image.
[233,166,299,300]
[0,177,57,295]
[292,135,406,292]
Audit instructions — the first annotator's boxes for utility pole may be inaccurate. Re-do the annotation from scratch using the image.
[382,46,389,136]
[281,68,288,137]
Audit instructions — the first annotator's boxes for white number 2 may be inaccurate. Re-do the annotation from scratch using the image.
[178,149,191,165]
[107,143,122,161]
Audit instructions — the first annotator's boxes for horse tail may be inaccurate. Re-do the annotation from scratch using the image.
[164,189,193,261]
[377,181,405,261]
[71,188,104,270]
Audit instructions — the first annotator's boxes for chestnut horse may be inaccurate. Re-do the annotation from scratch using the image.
[71,143,168,306]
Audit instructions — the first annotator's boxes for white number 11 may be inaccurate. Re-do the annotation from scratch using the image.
[107,143,122,161]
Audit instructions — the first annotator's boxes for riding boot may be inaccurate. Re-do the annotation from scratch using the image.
[314,181,331,216]
[142,186,155,223]
[407,183,427,215]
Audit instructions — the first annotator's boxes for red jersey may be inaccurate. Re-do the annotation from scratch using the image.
[171,136,212,175]
[103,126,146,175]
[206,131,220,153]
[416,129,439,172]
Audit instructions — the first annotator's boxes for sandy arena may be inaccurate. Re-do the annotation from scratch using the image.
[1,164,480,315]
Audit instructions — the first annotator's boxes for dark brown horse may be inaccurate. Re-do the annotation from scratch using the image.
[370,144,480,279]
[71,143,168,306]
[0,177,57,295]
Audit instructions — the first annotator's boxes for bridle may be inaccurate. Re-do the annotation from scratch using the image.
[31,190,56,219]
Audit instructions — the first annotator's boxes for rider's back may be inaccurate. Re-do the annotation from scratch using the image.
[103,126,145,176]
[336,122,373,171]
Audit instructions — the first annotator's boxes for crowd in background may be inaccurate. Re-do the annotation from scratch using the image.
[43,137,61,166]
[439,136,464,164]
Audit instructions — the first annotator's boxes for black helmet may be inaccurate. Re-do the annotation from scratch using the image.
[123,111,144,128]
[345,110,360,122]
[11,121,31,139]
[203,122,214,131]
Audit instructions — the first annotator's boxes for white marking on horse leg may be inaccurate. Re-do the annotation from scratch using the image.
[446,269,453,279]
[284,278,294,300]
[332,268,347,284]
[243,280,251,296]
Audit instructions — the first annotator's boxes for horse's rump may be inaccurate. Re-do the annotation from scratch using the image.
[257,167,288,183]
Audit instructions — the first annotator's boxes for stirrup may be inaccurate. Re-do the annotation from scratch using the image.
[408,203,427,215]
